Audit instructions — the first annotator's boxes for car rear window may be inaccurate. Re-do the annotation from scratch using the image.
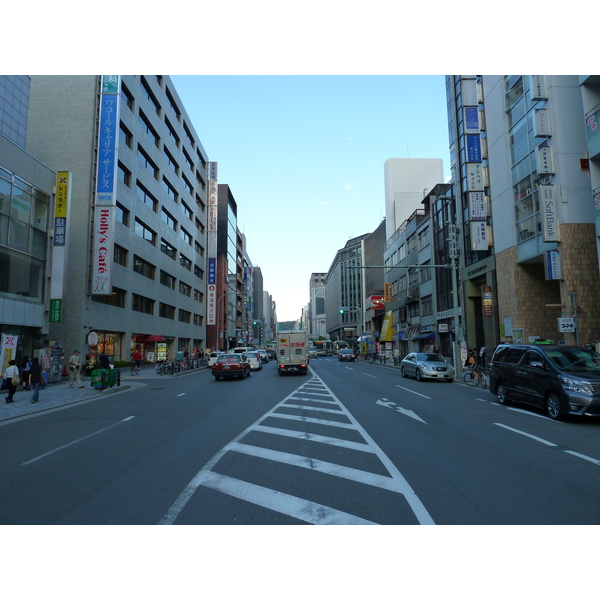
[218,356,240,364]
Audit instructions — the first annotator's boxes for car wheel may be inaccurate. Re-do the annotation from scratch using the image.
[496,383,511,405]
[546,393,567,421]
[416,369,422,382]
[401,366,407,378]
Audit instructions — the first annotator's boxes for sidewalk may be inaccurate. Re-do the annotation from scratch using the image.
[0,366,204,424]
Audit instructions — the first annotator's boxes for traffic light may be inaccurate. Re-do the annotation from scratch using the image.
[253,320,257,325]
[339,308,346,314]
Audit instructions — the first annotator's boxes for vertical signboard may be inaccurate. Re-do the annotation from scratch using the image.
[51,171,72,316]
[544,250,561,280]
[464,106,480,133]
[536,146,554,174]
[466,135,482,162]
[470,221,488,250]
[540,185,560,242]
[467,163,484,191]
[534,108,551,137]
[207,162,218,325]
[530,76,547,100]
[469,191,486,220]
[92,75,120,295]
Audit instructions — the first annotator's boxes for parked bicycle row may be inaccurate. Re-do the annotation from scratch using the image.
[154,357,207,376]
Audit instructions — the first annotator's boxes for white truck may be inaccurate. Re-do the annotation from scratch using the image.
[277,330,309,375]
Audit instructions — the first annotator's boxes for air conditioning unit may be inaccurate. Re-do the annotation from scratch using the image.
[406,292,412,299]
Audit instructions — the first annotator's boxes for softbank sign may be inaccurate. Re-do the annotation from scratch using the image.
[541,185,560,243]
[92,206,114,294]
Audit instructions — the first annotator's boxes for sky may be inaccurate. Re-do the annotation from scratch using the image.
[170,75,451,321]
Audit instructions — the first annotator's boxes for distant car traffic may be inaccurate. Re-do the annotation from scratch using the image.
[308,346,318,358]
[489,343,600,420]
[211,353,250,380]
[257,349,269,363]
[338,349,355,362]
[266,349,277,361]
[245,351,263,371]
[401,352,455,382]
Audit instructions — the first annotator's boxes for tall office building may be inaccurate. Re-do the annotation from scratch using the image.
[446,75,600,350]
[1,76,56,362]
[308,273,326,338]
[25,76,210,364]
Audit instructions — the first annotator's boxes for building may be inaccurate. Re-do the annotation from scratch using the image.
[308,273,326,338]
[324,234,369,344]
[1,75,56,370]
[25,75,210,365]
[446,75,600,353]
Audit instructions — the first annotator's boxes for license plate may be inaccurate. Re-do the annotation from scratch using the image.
[289,367,297,371]
[224,366,230,369]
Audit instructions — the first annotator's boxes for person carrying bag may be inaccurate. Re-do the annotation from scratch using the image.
[3,360,19,403]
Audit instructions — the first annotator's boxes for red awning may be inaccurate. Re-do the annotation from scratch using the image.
[144,335,167,342]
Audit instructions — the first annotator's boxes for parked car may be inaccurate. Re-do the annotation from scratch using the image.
[245,351,263,371]
[257,349,269,363]
[489,344,600,420]
[208,351,224,367]
[338,349,355,362]
[211,353,250,380]
[400,352,455,382]
[308,346,318,359]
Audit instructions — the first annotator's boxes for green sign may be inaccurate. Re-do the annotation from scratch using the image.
[49,299,62,323]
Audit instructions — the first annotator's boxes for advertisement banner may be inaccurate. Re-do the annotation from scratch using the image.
[464,106,479,133]
[470,221,488,250]
[467,163,484,191]
[469,191,486,220]
[541,185,560,242]
[0,334,18,376]
[92,205,114,294]
[466,135,482,162]
[54,171,70,246]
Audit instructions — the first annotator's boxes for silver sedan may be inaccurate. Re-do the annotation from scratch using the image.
[400,352,455,382]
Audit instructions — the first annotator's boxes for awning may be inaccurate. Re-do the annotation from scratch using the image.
[379,311,394,342]
[144,335,167,342]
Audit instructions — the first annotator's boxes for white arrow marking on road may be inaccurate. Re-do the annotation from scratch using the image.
[395,385,431,399]
[377,398,427,424]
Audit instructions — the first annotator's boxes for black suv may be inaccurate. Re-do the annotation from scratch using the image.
[489,344,600,420]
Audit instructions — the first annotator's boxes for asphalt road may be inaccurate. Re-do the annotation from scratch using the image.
[2,357,600,525]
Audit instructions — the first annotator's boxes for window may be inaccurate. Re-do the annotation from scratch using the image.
[418,227,429,250]
[195,217,205,234]
[165,87,181,120]
[159,302,175,319]
[421,295,433,316]
[119,122,133,149]
[134,219,156,245]
[160,239,176,260]
[194,289,204,303]
[194,264,204,279]
[160,270,176,289]
[162,177,178,202]
[194,241,204,256]
[121,82,134,111]
[178,309,191,323]
[180,253,192,271]
[117,162,131,187]
[93,287,126,308]
[180,201,192,221]
[132,293,154,314]
[138,110,159,147]
[140,76,160,115]
[165,117,180,147]
[180,227,192,246]
[137,146,158,179]
[193,314,203,326]
[161,208,177,230]
[164,147,179,174]
[133,255,155,279]
[114,244,128,266]
[179,281,191,297]
[115,202,129,226]
[182,174,193,195]
[183,147,194,171]
[135,183,157,211]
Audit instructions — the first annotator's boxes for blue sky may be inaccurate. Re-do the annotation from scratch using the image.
[171,75,451,321]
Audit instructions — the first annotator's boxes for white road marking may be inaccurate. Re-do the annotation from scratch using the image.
[22,416,136,465]
[494,423,557,447]
[177,393,186,397]
[362,373,377,379]
[377,398,427,424]
[159,368,435,525]
[564,451,600,466]
[395,385,431,399]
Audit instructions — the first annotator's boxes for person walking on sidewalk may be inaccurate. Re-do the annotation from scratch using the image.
[69,350,85,388]
[28,357,43,403]
[3,360,19,403]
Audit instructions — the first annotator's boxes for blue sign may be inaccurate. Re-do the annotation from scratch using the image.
[464,106,479,132]
[466,135,482,162]
[208,258,216,285]
[96,95,118,199]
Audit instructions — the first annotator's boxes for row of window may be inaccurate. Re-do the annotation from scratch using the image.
[92,286,204,325]
[114,243,205,301]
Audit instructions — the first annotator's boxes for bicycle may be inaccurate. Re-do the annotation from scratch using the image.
[155,361,170,376]
[130,360,141,376]
[463,366,487,389]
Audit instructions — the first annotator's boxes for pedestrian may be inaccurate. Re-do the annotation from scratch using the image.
[21,355,32,390]
[98,352,110,369]
[479,345,487,368]
[3,359,19,403]
[132,349,142,371]
[28,357,43,404]
[69,350,85,388]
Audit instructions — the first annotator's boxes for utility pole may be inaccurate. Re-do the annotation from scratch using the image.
[448,223,463,378]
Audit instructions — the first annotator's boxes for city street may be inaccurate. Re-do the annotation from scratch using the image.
[2,358,600,525]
